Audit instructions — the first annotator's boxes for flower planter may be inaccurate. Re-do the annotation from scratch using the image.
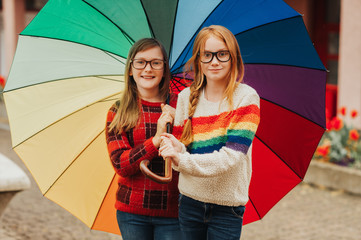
[304,160,361,195]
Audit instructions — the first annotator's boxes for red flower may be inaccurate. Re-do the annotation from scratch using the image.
[0,75,5,89]
[329,117,343,131]
[351,110,358,118]
[316,146,330,157]
[339,107,346,116]
[349,129,360,141]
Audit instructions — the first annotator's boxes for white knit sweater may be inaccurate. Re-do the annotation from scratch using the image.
[172,83,260,206]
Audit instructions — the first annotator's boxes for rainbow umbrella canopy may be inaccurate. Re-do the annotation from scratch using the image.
[3,0,326,235]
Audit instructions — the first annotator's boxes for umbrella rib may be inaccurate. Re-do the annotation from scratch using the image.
[260,97,326,130]
[102,51,127,65]
[172,40,195,73]
[254,135,303,180]
[18,34,128,60]
[95,76,125,82]
[43,129,107,196]
[171,77,192,92]
[172,62,187,74]
[172,83,183,93]
[247,196,262,221]
[233,15,302,37]
[11,91,122,149]
[140,1,155,38]
[90,172,117,231]
[4,74,124,93]
[171,0,224,68]
[243,62,326,72]
[233,15,326,71]
[168,0,180,61]
[82,0,135,44]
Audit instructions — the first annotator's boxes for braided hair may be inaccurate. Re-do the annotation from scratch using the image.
[180,25,244,146]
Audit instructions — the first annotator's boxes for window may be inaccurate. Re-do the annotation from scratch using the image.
[0,0,48,11]
[314,0,340,85]
[313,0,341,118]
[26,0,48,11]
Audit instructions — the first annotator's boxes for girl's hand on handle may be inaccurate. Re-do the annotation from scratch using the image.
[152,105,175,148]
[159,136,180,166]
[161,133,183,153]
[161,103,175,119]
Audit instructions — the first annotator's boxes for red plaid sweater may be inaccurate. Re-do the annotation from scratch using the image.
[105,96,179,218]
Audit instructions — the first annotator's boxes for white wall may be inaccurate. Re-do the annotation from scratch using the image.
[338,0,361,127]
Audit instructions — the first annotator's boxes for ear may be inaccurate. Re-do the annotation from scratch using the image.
[129,68,133,76]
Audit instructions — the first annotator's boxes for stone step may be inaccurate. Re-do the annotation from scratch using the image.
[0,153,31,218]
[304,160,361,196]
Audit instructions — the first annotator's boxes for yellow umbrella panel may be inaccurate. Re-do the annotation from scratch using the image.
[4,35,125,234]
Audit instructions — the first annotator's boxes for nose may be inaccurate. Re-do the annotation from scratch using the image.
[144,62,152,71]
[210,55,220,65]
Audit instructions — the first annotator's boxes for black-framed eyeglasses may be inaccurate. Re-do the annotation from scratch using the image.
[131,59,165,70]
[199,51,231,63]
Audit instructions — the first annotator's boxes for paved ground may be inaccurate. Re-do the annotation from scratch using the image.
[1,102,361,239]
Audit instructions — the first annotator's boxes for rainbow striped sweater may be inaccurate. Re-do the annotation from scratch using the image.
[172,83,260,206]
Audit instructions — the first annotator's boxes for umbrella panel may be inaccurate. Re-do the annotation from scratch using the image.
[12,91,120,187]
[244,137,301,224]
[21,0,132,58]
[45,131,113,229]
[256,99,325,178]
[8,87,122,229]
[236,16,324,69]
[243,99,325,224]
[243,64,326,127]
[83,0,152,43]
[5,76,124,148]
[4,36,125,92]
[92,174,120,235]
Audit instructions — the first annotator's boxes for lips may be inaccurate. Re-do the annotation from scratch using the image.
[141,75,155,79]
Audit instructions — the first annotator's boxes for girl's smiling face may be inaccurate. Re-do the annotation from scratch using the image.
[200,36,231,84]
[130,46,164,98]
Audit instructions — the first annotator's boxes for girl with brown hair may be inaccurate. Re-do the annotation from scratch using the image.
[106,38,180,240]
[159,25,261,239]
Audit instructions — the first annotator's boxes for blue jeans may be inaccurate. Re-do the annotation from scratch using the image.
[178,194,245,240]
[116,210,181,240]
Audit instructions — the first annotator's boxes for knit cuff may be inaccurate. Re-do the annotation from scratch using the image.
[180,142,187,154]
[143,137,159,159]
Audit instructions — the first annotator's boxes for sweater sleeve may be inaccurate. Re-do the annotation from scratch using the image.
[105,104,159,177]
[170,90,189,172]
[177,90,260,177]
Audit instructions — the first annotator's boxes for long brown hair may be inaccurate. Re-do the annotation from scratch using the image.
[108,38,171,134]
[180,25,244,146]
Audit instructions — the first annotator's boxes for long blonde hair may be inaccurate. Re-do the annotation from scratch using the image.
[180,25,244,146]
[108,38,171,134]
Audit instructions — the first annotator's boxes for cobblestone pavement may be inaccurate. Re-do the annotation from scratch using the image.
[1,126,361,240]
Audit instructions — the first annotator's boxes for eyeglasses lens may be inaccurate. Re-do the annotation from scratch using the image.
[132,60,164,70]
[200,51,230,63]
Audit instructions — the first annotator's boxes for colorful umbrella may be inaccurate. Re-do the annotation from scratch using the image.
[3,0,326,235]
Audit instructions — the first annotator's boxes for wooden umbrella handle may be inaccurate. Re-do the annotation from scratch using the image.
[140,123,172,184]
[140,157,172,184]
